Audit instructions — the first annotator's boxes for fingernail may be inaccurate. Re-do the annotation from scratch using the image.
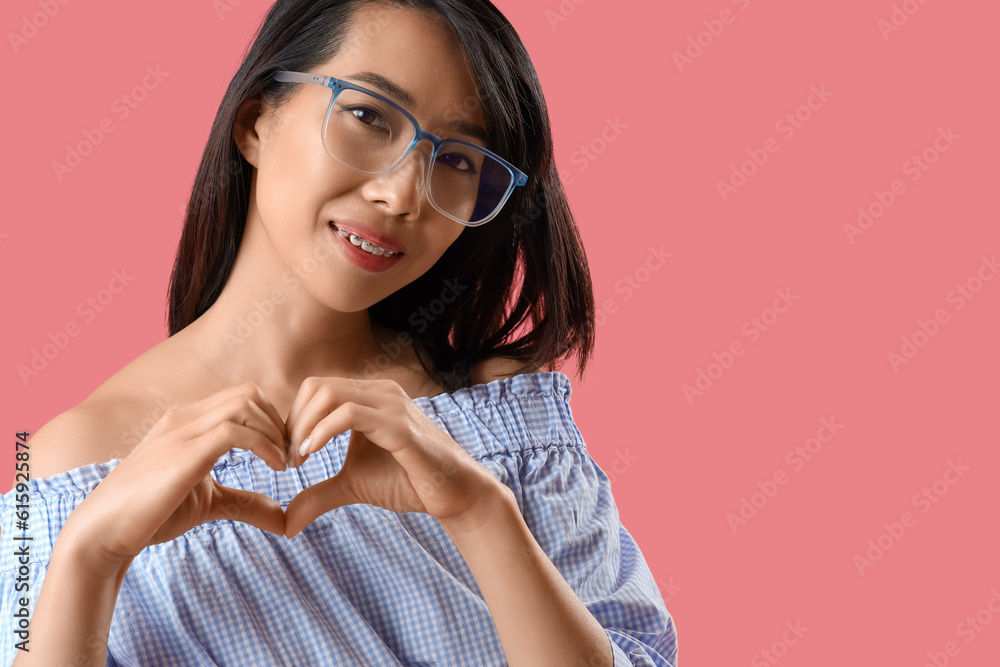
[298,435,312,457]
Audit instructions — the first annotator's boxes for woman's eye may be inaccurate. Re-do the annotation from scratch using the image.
[437,152,477,174]
[347,105,388,130]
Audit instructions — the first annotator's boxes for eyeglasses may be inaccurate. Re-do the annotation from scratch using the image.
[272,71,528,227]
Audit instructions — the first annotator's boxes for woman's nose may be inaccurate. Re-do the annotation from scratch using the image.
[360,146,428,218]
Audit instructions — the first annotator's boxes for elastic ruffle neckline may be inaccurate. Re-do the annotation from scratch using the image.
[10,371,574,499]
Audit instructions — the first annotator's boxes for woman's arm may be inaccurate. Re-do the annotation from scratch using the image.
[282,372,673,665]
[13,530,131,665]
[7,405,133,665]
[437,483,617,667]
[11,383,287,664]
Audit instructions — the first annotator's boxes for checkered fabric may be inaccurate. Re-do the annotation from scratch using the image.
[2,372,677,666]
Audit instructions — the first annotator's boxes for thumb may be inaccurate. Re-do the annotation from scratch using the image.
[210,482,286,536]
[284,475,354,538]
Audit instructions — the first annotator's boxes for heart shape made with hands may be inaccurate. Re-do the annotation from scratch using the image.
[205,377,499,540]
[273,427,430,538]
[76,377,502,568]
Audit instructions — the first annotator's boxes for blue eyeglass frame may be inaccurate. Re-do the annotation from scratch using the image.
[272,70,529,226]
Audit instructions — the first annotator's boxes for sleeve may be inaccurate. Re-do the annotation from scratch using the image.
[0,508,49,667]
[0,508,121,667]
[488,443,678,667]
[0,490,36,667]
[0,560,42,667]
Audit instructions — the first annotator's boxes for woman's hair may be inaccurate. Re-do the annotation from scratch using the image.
[167,0,595,392]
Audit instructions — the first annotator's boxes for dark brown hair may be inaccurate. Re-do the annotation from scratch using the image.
[167,0,595,392]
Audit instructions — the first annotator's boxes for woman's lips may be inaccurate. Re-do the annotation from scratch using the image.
[329,221,405,255]
[329,222,404,272]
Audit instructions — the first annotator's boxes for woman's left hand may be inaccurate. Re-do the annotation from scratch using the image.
[283,377,504,537]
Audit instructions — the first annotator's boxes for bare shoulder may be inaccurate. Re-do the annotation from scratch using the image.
[26,392,151,480]
[470,356,545,386]
[25,344,187,480]
[24,334,208,480]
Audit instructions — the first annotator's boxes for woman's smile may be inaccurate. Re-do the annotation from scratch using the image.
[329,220,406,272]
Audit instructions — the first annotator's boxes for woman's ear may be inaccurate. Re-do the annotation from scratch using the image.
[233,95,266,168]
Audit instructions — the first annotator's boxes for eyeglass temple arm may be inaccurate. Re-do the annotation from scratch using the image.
[273,71,332,88]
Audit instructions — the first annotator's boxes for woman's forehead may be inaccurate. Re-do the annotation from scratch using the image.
[322,4,484,123]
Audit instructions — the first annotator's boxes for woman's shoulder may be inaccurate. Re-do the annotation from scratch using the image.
[469,356,547,386]
[24,354,551,479]
[26,396,140,481]
[26,348,185,480]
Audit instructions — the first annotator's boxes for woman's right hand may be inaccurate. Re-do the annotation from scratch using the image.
[58,382,288,578]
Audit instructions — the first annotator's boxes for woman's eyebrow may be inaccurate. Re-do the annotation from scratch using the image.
[450,119,488,143]
[345,71,415,108]
[345,70,488,143]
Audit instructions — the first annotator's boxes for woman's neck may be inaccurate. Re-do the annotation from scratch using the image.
[169,282,444,413]
[164,205,448,406]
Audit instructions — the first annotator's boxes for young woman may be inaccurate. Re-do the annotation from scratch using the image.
[1,1,677,664]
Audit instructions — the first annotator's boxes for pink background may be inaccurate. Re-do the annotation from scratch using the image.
[3,0,999,664]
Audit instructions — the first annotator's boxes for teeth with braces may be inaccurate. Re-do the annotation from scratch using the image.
[333,226,398,256]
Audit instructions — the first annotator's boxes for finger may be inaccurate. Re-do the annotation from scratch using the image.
[284,476,354,538]
[239,384,288,453]
[287,379,389,465]
[216,386,288,457]
[169,383,287,456]
[187,421,287,477]
[287,377,367,447]
[297,402,386,464]
[180,394,287,468]
[209,482,286,536]
[285,376,329,441]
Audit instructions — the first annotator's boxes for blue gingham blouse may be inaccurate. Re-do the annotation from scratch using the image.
[1,372,677,666]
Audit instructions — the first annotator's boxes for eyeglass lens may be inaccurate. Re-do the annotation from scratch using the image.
[324,88,513,224]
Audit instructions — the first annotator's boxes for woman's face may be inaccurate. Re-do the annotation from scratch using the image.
[238,4,487,313]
